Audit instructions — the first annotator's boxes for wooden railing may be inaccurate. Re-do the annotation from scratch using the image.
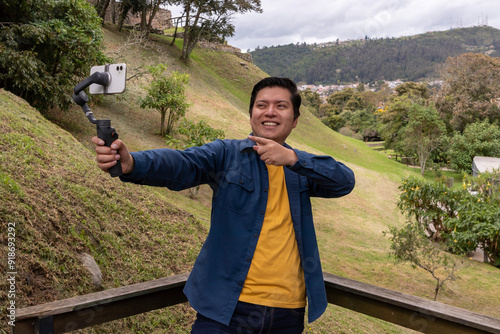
[12,272,500,334]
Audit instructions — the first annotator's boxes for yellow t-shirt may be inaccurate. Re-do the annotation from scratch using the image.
[239,164,306,308]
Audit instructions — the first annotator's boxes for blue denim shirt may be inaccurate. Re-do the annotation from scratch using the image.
[121,138,355,325]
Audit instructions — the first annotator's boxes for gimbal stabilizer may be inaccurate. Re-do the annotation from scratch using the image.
[72,66,122,177]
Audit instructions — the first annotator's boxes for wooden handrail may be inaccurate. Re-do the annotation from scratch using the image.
[13,273,189,334]
[12,272,500,334]
[323,273,500,334]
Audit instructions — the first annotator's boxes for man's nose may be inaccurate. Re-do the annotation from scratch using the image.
[264,104,278,116]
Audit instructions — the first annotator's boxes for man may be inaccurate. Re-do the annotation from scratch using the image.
[92,77,355,333]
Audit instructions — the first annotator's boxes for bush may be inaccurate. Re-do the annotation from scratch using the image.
[338,127,363,141]
[397,177,460,241]
[0,0,109,112]
[398,174,500,266]
[443,171,500,265]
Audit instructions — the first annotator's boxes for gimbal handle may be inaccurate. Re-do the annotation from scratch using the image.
[72,69,122,177]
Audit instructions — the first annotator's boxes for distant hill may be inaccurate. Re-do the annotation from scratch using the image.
[250,26,500,85]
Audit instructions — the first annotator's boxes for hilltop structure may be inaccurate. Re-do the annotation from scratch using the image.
[87,1,251,62]
[87,0,174,30]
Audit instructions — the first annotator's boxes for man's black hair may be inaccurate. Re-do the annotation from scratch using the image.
[249,77,301,119]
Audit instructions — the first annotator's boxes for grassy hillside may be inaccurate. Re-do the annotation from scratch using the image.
[1,25,499,333]
[0,89,205,333]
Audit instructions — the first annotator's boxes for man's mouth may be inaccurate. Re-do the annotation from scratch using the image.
[262,121,279,126]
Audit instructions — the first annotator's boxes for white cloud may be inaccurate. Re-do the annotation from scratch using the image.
[167,0,500,51]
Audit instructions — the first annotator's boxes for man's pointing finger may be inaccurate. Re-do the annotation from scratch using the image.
[248,135,271,145]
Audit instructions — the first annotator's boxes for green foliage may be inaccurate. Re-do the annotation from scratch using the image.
[301,88,321,112]
[179,0,262,63]
[398,177,460,241]
[447,120,500,173]
[398,175,500,266]
[0,0,109,112]
[322,87,381,139]
[139,64,190,136]
[394,82,429,100]
[378,95,414,153]
[324,114,345,131]
[165,118,225,150]
[444,171,500,265]
[251,26,500,84]
[339,109,377,136]
[401,103,446,175]
[434,53,500,132]
[385,221,464,301]
[326,88,363,113]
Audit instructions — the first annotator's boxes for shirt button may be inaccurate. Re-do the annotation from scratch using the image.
[253,233,259,238]
[260,211,264,215]
[238,282,243,286]
[246,257,251,262]
[264,188,268,192]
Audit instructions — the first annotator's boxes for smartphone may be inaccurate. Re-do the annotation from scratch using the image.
[89,63,127,95]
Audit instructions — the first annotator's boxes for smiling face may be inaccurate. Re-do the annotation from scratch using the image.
[249,86,298,145]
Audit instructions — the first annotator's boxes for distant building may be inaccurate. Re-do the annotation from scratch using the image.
[472,156,500,177]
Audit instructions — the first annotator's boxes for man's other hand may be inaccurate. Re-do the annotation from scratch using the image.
[249,135,298,166]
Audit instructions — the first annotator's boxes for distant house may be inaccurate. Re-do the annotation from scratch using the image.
[472,156,500,177]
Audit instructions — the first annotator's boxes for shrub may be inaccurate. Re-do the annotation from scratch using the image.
[398,173,500,266]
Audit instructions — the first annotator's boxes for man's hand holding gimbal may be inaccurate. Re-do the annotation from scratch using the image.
[91,137,134,175]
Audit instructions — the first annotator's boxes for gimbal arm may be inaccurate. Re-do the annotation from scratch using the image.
[72,70,122,177]
[72,71,111,124]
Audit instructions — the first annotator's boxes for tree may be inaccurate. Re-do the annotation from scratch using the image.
[401,104,446,175]
[301,88,321,112]
[447,120,500,173]
[0,0,109,112]
[139,64,190,136]
[385,221,464,301]
[394,81,429,100]
[378,95,412,153]
[326,88,363,114]
[178,0,262,63]
[117,0,174,36]
[117,0,145,32]
[324,114,345,131]
[378,82,432,155]
[434,53,500,132]
[94,0,111,21]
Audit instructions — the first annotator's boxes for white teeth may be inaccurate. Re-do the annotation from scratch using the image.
[263,122,278,126]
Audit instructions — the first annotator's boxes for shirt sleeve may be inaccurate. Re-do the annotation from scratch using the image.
[119,140,226,191]
[288,149,355,198]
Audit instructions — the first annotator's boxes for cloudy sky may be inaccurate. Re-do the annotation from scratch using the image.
[168,0,500,52]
